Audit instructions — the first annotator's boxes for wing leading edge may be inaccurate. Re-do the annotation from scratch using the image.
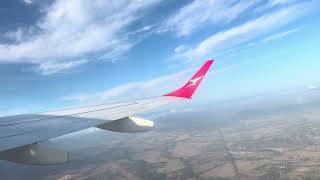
[0,60,214,165]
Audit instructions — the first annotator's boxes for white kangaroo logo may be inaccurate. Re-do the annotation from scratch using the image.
[186,75,204,88]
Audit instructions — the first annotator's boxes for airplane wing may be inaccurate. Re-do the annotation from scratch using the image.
[0,60,214,165]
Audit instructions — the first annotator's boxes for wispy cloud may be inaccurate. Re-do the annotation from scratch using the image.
[0,0,161,75]
[62,68,194,104]
[23,0,32,5]
[270,0,300,6]
[36,59,89,75]
[172,2,316,61]
[307,85,318,90]
[161,0,260,37]
[261,28,299,43]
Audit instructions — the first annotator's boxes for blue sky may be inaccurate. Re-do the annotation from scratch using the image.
[0,0,319,115]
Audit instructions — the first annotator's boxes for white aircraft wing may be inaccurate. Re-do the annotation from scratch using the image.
[0,60,214,165]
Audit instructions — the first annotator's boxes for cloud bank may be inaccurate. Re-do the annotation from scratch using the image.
[162,0,261,37]
[0,0,160,74]
[172,1,316,61]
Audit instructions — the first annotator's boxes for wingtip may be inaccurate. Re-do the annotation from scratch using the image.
[204,60,215,67]
[163,59,214,99]
[207,59,215,64]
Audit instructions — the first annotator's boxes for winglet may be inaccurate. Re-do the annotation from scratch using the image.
[164,60,214,99]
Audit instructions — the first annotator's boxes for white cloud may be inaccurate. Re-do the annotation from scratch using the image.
[37,59,89,75]
[161,0,261,37]
[261,28,299,43]
[307,85,318,90]
[0,0,161,74]
[23,0,32,5]
[3,28,24,41]
[270,0,299,6]
[62,68,194,104]
[173,2,315,61]
[174,45,188,53]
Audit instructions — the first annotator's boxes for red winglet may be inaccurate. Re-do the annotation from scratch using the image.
[164,60,214,99]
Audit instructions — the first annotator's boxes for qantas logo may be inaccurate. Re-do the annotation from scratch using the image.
[186,75,204,88]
